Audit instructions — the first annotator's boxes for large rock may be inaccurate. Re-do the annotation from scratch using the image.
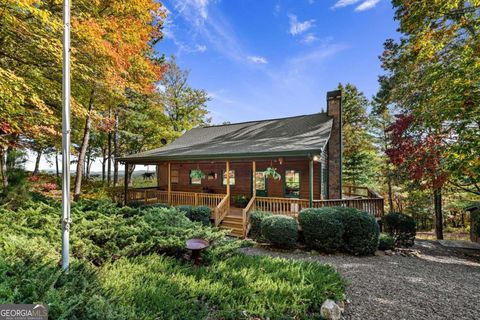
[320,299,342,320]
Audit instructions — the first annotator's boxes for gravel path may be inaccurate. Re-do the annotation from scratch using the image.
[240,240,480,320]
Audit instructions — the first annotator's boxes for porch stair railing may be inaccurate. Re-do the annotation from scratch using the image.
[242,196,256,238]
[214,194,230,226]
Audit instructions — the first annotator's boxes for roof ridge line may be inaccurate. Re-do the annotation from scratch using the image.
[202,112,327,128]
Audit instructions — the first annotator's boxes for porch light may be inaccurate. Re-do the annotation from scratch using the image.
[312,155,321,162]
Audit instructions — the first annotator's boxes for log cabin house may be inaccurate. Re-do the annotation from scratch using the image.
[117,90,383,237]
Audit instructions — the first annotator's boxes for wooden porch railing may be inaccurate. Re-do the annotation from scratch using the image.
[242,196,256,238]
[121,188,228,224]
[343,185,382,199]
[123,188,225,208]
[247,193,384,222]
[214,194,230,226]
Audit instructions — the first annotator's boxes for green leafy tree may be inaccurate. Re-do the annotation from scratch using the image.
[378,1,480,238]
[160,56,211,133]
[386,1,480,195]
[338,83,378,187]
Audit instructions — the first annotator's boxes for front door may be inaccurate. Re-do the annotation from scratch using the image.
[255,171,267,197]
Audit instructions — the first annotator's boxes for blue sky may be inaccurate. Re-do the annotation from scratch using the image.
[159,0,400,124]
[31,0,400,172]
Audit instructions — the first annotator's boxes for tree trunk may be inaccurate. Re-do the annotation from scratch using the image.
[107,107,112,186]
[113,110,119,186]
[6,145,15,169]
[0,146,8,189]
[73,89,94,201]
[107,133,112,185]
[55,151,60,179]
[32,149,42,176]
[434,188,443,240]
[387,175,393,212]
[86,148,91,179]
[127,164,135,186]
[101,145,106,182]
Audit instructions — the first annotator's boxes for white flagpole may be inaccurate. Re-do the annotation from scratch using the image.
[61,0,71,271]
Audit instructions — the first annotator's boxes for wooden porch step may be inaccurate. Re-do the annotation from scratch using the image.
[222,215,243,223]
[221,220,243,229]
[219,225,243,237]
[219,212,244,237]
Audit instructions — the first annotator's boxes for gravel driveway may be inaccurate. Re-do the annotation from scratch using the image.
[240,240,480,320]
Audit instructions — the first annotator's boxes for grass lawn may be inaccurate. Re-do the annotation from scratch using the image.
[101,254,344,319]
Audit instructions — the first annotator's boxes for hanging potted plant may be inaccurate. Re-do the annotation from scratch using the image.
[264,167,281,180]
[190,169,206,180]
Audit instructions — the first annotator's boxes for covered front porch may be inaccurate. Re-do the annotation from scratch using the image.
[114,158,384,238]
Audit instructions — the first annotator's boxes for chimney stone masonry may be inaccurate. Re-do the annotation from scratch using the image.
[326,90,342,199]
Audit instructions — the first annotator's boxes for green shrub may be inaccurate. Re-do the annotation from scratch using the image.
[126,200,145,208]
[298,208,344,253]
[232,195,249,208]
[176,205,193,216]
[189,206,212,225]
[102,254,345,320]
[261,215,298,248]
[378,233,395,251]
[140,203,170,210]
[0,169,31,209]
[0,198,346,319]
[249,211,272,240]
[333,207,380,256]
[0,200,226,266]
[383,212,416,247]
[118,206,142,217]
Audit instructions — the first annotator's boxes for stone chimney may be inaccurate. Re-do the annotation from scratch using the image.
[327,90,342,199]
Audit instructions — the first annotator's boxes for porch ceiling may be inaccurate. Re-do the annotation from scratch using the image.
[118,113,332,164]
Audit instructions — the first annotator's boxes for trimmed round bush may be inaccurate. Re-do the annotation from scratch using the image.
[333,207,380,256]
[298,208,344,253]
[190,206,212,225]
[249,211,272,240]
[383,212,416,247]
[261,215,298,248]
[378,233,395,251]
[176,205,193,217]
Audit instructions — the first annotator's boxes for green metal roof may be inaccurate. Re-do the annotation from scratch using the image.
[118,113,333,163]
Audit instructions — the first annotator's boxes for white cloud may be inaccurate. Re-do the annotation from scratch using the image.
[287,43,345,69]
[355,0,380,11]
[288,14,315,36]
[331,0,362,9]
[175,0,211,25]
[195,44,207,52]
[302,33,318,44]
[247,56,268,64]
[172,0,265,65]
[332,0,381,11]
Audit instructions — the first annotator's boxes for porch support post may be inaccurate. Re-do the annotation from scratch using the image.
[167,162,171,204]
[226,161,230,196]
[124,162,128,206]
[252,160,256,198]
[309,159,313,207]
